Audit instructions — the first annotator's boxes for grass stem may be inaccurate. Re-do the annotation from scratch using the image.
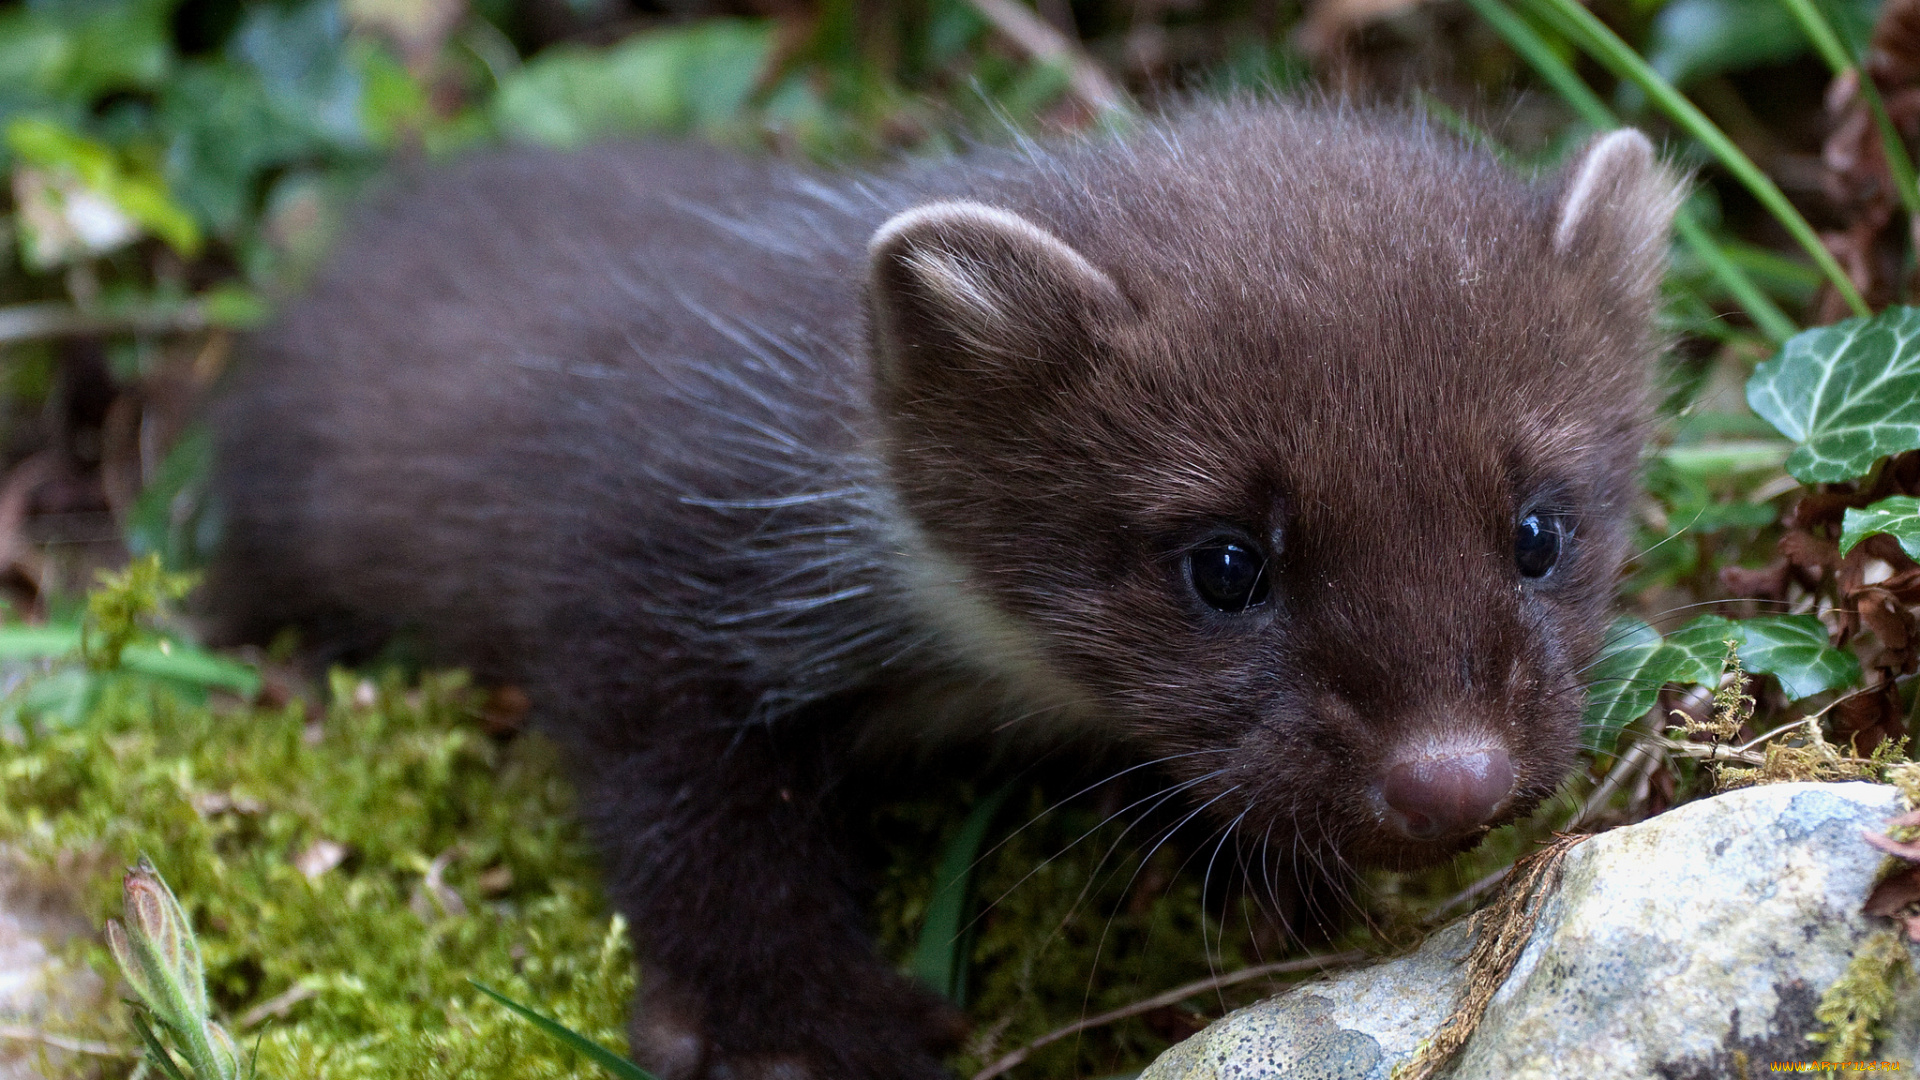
[1516,0,1870,316]
[1464,0,1801,341]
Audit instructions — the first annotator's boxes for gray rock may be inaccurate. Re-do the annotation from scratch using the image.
[1141,782,1919,1080]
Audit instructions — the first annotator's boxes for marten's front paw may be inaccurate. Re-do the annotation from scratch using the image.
[630,970,965,1080]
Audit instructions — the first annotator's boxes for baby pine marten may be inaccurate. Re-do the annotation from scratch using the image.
[207,102,1680,1079]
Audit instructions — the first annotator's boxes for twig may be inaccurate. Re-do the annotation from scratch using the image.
[1572,737,1660,829]
[970,949,1366,1080]
[0,302,208,345]
[964,0,1129,117]
[1428,863,1514,924]
[0,1024,138,1059]
[235,982,319,1030]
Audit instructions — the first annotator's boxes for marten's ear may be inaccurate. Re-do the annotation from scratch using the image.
[1552,130,1682,288]
[867,202,1127,399]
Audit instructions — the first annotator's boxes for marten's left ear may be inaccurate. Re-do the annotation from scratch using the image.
[867,202,1128,401]
[1552,130,1683,284]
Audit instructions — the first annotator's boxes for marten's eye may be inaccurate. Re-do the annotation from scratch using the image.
[1514,514,1563,579]
[1187,540,1271,612]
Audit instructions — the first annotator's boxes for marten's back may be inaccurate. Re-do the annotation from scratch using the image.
[209,144,912,730]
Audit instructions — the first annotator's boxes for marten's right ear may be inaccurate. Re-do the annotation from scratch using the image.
[867,202,1127,401]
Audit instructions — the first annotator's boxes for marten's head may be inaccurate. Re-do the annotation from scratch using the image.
[866,109,1681,877]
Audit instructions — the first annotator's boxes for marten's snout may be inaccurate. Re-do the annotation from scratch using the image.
[1376,747,1514,840]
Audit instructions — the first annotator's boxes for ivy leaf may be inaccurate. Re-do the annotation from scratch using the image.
[1735,615,1859,700]
[1746,306,1920,483]
[1660,615,1743,687]
[1582,617,1683,755]
[1840,495,1920,561]
[1584,613,1858,752]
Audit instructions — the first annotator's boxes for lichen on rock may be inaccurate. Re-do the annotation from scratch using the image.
[1141,782,1920,1080]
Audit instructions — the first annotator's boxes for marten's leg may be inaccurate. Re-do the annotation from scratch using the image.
[572,720,965,1080]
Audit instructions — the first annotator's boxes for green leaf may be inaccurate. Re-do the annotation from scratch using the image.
[160,7,372,241]
[1582,617,1683,755]
[1840,495,1920,561]
[7,116,117,187]
[128,1010,193,1080]
[63,0,173,99]
[910,784,1010,1004]
[14,668,98,729]
[470,981,658,1080]
[228,0,366,148]
[0,621,259,698]
[492,20,772,147]
[1644,0,1807,89]
[0,623,82,658]
[1747,306,1920,483]
[1660,614,1859,701]
[201,285,269,330]
[1735,614,1860,700]
[1581,611,1855,748]
[0,11,74,97]
[1659,615,1742,688]
[5,117,201,256]
[1655,440,1791,478]
[121,644,261,698]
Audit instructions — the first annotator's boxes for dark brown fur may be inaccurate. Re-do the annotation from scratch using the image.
[207,102,1679,1079]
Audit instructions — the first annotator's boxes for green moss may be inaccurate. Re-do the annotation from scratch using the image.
[1810,928,1916,1061]
[1,668,631,1079]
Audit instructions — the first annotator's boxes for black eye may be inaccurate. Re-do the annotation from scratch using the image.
[1187,540,1271,612]
[1514,513,1563,579]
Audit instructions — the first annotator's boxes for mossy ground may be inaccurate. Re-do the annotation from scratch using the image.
[2,669,634,1079]
[0,655,1396,1080]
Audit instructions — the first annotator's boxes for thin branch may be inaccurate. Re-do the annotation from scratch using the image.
[0,1024,138,1059]
[1573,737,1660,828]
[235,982,318,1030]
[965,0,1130,118]
[970,949,1366,1080]
[1428,863,1514,923]
[0,302,209,345]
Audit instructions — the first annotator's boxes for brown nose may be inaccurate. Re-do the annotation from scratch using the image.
[1379,748,1514,840]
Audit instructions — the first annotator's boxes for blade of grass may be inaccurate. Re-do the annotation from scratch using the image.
[1464,0,1800,342]
[127,1011,192,1080]
[1515,0,1870,317]
[1672,212,1800,342]
[910,783,1012,1003]
[1777,0,1920,216]
[469,981,659,1080]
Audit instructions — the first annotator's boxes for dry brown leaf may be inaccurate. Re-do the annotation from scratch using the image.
[1832,681,1908,754]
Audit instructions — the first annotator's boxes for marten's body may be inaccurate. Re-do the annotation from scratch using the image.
[208,103,1680,1079]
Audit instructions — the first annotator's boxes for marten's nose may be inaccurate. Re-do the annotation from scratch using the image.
[1378,748,1513,840]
